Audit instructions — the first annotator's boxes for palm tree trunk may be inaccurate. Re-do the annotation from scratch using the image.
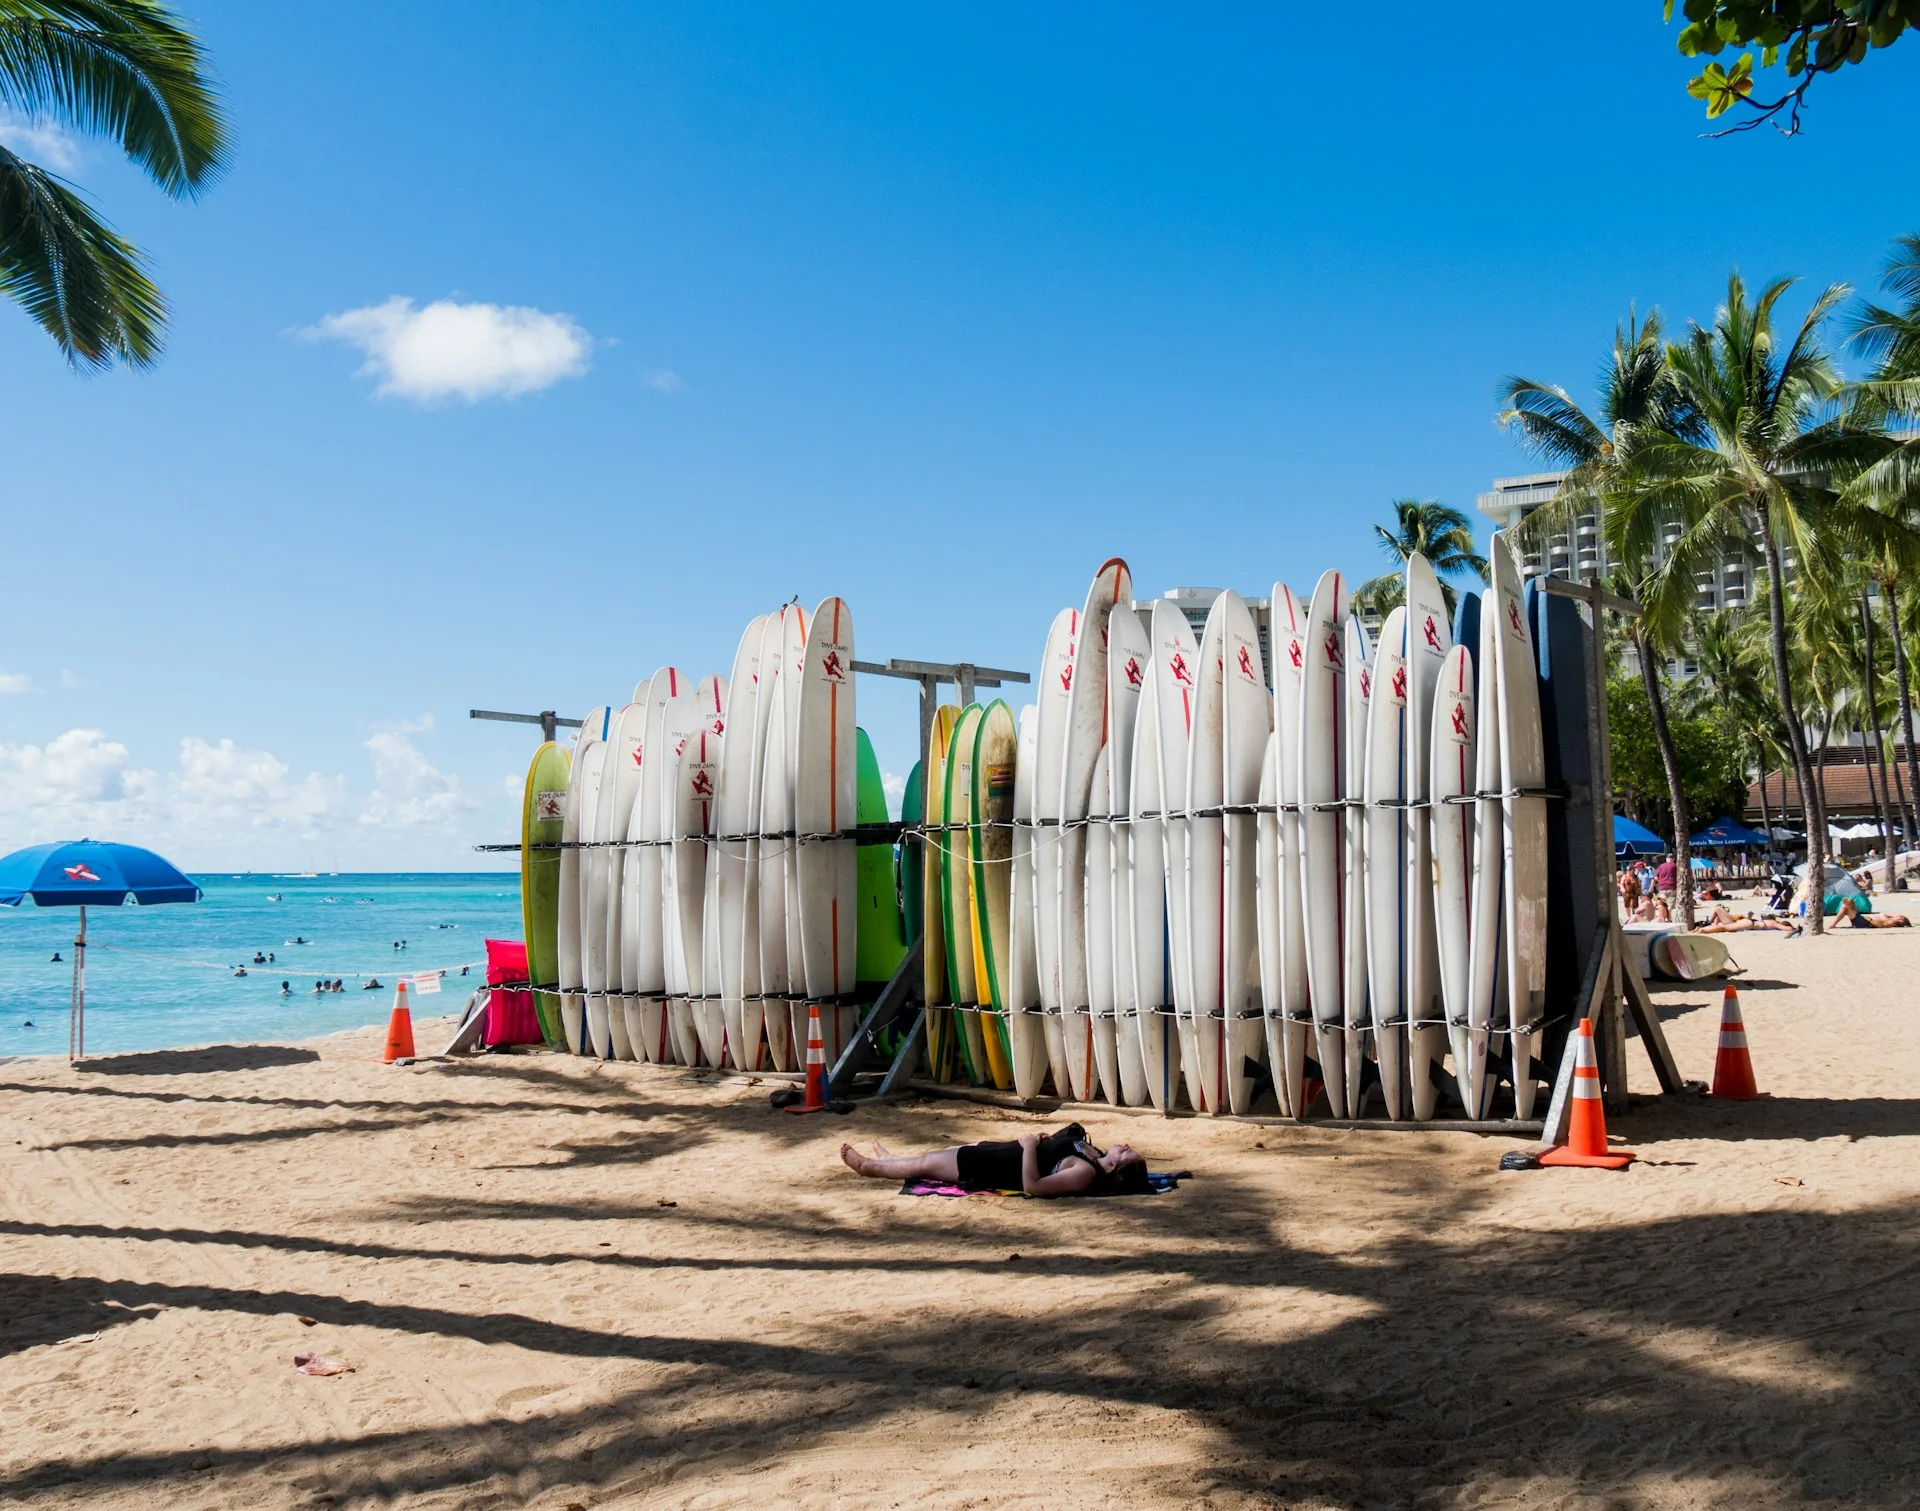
[1888,577,1920,883]
[1759,516,1826,931]
[1757,750,1773,871]
[1635,633,1694,926]
[1863,591,1898,890]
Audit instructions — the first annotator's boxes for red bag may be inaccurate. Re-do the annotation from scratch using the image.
[482,938,540,1047]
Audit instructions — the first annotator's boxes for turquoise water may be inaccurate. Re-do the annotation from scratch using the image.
[0,872,522,1057]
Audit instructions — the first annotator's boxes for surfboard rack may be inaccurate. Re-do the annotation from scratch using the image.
[469,708,583,742]
[1535,575,1686,1116]
[829,934,925,1102]
[851,659,1031,777]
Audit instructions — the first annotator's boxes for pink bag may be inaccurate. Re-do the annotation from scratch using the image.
[482,938,541,1047]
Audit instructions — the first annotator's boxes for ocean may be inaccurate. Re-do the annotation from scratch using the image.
[0,872,523,1057]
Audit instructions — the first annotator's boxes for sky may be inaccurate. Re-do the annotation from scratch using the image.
[1,3,1917,871]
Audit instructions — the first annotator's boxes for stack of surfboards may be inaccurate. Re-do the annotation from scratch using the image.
[913,531,1550,1120]
[522,596,895,1075]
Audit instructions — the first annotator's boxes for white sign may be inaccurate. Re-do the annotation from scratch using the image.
[411,971,443,995]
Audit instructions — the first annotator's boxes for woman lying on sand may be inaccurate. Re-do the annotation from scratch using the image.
[1838,898,1912,930]
[841,1124,1149,1196]
[1694,905,1800,935]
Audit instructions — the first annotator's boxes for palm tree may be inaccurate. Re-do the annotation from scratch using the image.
[1687,603,1782,850]
[1619,275,1909,933]
[1352,499,1489,617]
[1499,309,1704,926]
[1848,233,1920,875]
[0,1,228,369]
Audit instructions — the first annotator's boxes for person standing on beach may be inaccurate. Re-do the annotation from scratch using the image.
[1655,853,1678,912]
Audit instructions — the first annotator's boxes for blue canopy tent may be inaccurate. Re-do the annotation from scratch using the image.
[1691,815,1770,849]
[1613,814,1664,857]
[0,839,201,1060]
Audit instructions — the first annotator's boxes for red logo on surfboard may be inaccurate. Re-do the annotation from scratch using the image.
[1508,600,1523,634]
[1423,615,1441,651]
[691,768,714,799]
[1391,665,1407,700]
[1168,652,1192,686]
[822,649,847,682]
[1236,646,1257,681]
[710,717,724,736]
[64,863,100,882]
[1124,656,1143,687]
[1324,632,1342,668]
[1287,638,1303,670]
[1060,663,1073,693]
[631,747,644,768]
[1451,702,1469,737]
[1359,669,1371,698]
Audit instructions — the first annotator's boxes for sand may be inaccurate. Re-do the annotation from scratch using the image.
[4,914,1920,1509]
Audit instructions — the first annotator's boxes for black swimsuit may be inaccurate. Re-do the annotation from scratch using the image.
[954,1125,1100,1192]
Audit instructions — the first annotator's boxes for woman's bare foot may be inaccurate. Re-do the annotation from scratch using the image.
[840,1143,873,1176]
[870,1140,894,1158]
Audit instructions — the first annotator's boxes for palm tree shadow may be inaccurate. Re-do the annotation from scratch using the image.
[76,1045,321,1075]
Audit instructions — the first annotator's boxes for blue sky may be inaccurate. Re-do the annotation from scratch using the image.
[2,3,1916,869]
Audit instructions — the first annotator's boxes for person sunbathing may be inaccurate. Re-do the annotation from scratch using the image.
[1630,893,1671,923]
[1838,898,1911,930]
[840,1124,1149,1196]
[1694,904,1799,935]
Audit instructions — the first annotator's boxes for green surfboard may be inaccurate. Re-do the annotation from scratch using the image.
[521,741,571,1046]
[901,762,924,947]
[855,728,907,984]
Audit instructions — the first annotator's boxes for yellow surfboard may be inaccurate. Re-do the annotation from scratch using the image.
[921,705,962,1082]
[942,705,991,1085]
[968,700,1018,1088]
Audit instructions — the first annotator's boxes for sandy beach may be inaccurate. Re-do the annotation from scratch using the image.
[4,916,1919,1509]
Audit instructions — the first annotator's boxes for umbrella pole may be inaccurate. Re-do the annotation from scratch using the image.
[70,905,86,1062]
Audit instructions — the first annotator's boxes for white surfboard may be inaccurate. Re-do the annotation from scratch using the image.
[743,610,789,1069]
[777,605,812,1061]
[1220,592,1269,1116]
[1341,614,1372,1113]
[1185,594,1234,1117]
[1403,555,1452,1120]
[1364,607,1409,1120]
[1299,570,1353,1117]
[1491,535,1548,1118]
[1263,585,1309,1119]
[622,671,682,1062]
[596,701,648,1062]
[651,673,703,1066]
[705,615,768,1070]
[1431,642,1479,1113]
[1129,671,1182,1112]
[1055,558,1133,1104]
[580,722,618,1059]
[1031,605,1077,1098]
[757,679,795,1063]
[1085,743,1116,1101]
[558,708,608,1055]
[1149,599,1204,1113]
[1106,604,1150,1107]
[1466,602,1505,1117]
[1007,705,1050,1099]
[672,675,727,1066]
[796,596,858,1064]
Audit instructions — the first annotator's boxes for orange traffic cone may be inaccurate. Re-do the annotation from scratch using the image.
[382,980,416,1063]
[1709,982,1760,1100]
[784,1002,827,1115]
[1539,1017,1634,1169]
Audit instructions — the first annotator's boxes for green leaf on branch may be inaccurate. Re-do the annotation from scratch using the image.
[1688,52,1755,115]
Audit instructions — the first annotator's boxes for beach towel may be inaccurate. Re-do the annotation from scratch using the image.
[482,939,541,1047]
[899,1171,1188,1199]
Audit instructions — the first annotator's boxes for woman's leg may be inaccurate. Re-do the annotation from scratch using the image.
[840,1144,963,1181]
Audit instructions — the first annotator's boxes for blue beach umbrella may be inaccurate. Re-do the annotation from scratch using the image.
[1613,814,1663,857]
[1690,815,1770,849]
[0,839,201,1060]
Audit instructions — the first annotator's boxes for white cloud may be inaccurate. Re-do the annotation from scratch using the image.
[0,111,82,173]
[304,296,591,403]
[0,671,33,694]
[360,727,471,828]
[643,368,686,393]
[881,769,907,814]
[171,737,345,832]
[0,729,158,826]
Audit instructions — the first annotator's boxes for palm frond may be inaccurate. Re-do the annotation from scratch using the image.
[0,0,229,196]
[0,141,162,366]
